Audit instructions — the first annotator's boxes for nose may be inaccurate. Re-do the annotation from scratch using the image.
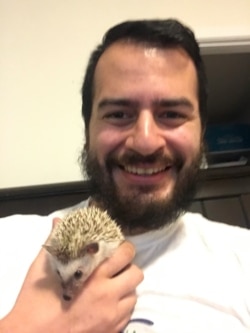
[125,110,165,156]
[62,294,72,301]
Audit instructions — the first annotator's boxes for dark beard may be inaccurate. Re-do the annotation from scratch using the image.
[80,147,203,235]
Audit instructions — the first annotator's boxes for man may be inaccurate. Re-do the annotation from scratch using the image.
[1,19,250,332]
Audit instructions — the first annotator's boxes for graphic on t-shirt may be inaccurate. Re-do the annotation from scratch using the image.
[123,318,155,332]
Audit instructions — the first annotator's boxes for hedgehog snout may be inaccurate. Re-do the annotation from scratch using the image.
[63,294,72,301]
[60,269,85,301]
[61,283,74,302]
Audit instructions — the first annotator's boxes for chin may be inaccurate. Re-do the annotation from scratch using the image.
[118,180,175,201]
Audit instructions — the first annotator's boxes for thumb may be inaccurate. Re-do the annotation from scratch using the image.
[52,217,61,228]
[22,218,60,289]
[43,217,61,246]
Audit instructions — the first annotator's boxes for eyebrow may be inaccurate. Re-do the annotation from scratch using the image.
[154,98,194,110]
[98,98,137,110]
[97,97,193,111]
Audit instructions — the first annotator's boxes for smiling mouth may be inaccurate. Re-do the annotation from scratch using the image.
[123,165,171,176]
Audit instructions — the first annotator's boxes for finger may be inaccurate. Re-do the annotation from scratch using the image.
[99,241,136,278]
[21,246,50,286]
[28,218,57,277]
[115,292,138,332]
[112,264,144,295]
[43,217,61,245]
[52,217,61,228]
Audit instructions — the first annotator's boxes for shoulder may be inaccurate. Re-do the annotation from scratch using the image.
[0,213,52,234]
[183,211,250,237]
[0,214,53,254]
[0,199,89,247]
[182,212,250,256]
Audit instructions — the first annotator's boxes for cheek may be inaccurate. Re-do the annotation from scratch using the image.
[88,126,124,163]
[170,126,201,163]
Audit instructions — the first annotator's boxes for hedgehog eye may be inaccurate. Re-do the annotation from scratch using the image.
[74,270,83,280]
[56,269,61,277]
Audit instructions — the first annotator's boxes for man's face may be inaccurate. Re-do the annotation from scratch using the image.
[83,42,203,234]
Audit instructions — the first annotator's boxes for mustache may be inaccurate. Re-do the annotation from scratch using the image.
[106,150,184,171]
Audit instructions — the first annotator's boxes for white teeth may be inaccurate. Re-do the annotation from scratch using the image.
[124,166,166,175]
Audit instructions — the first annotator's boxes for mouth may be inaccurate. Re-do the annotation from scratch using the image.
[123,165,171,176]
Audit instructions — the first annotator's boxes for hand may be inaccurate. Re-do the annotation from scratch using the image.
[0,219,143,333]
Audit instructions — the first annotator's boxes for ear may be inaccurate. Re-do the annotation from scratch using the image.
[85,242,99,254]
[52,217,61,228]
[42,244,58,257]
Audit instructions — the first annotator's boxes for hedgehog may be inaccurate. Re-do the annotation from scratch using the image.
[43,206,124,301]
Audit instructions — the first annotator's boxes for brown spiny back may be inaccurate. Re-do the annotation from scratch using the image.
[48,206,124,261]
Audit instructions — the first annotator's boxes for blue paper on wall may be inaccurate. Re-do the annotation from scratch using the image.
[204,123,250,168]
[205,123,250,153]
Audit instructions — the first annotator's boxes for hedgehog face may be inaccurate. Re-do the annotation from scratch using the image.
[55,257,87,301]
[50,242,100,301]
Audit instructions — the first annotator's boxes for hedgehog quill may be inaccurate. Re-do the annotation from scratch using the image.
[43,206,124,301]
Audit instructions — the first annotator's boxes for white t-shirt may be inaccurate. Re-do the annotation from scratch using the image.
[1,201,250,332]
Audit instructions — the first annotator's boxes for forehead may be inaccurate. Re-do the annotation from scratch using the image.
[55,257,84,281]
[93,41,198,101]
[98,40,194,67]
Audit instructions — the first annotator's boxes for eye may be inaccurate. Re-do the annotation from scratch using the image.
[103,110,135,126]
[105,111,127,119]
[160,110,185,119]
[74,270,83,280]
[56,269,61,277]
[158,109,187,127]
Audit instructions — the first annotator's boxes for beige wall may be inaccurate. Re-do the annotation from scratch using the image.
[1,0,250,188]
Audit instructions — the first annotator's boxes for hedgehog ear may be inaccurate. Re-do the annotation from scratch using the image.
[43,244,58,256]
[84,242,99,255]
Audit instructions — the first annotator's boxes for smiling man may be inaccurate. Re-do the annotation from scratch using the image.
[79,19,250,332]
[82,39,203,234]
[1,19,250,333]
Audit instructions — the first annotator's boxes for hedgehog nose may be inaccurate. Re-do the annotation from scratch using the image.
[62,294,72,301]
